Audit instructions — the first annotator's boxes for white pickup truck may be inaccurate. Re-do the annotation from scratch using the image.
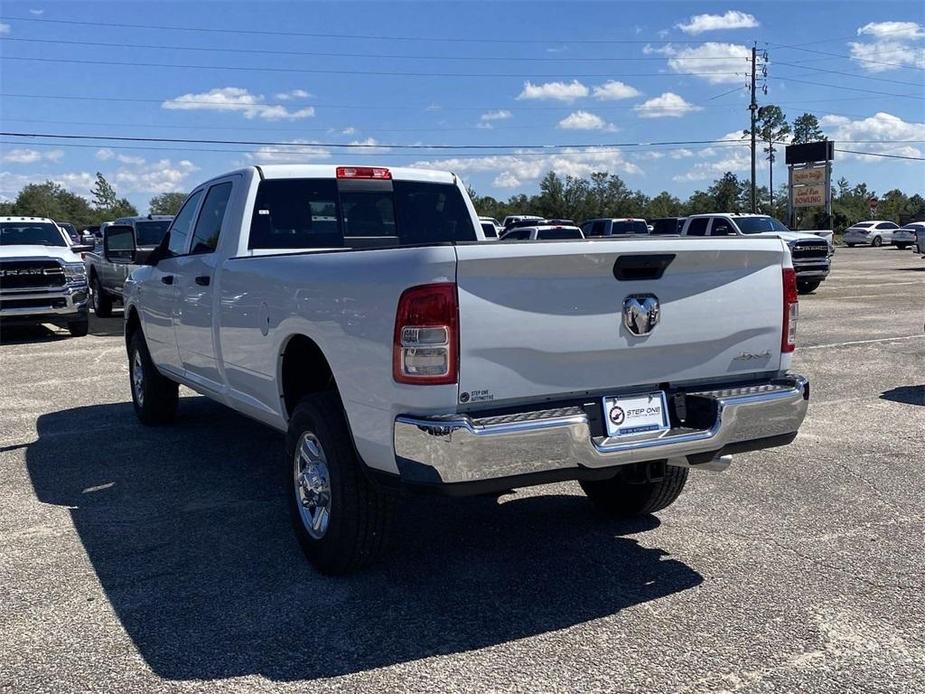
[0,216,92,336]
[118,165,809,574]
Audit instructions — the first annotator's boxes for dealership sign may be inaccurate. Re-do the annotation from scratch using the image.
[792,166,826,185]
[794,184,826,208]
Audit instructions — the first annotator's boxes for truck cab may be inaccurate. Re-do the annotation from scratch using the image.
[681,214,832,294]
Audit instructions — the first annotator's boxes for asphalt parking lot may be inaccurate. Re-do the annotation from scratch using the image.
[1,246,923,693]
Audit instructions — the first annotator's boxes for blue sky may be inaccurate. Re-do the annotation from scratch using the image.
[1,1,923,212]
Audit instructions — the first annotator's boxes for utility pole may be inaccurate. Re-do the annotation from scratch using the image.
[749,44,758,213]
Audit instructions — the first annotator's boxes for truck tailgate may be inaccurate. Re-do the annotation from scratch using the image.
[455,238,787,404]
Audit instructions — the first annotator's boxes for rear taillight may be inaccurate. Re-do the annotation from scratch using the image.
[393,283,458,385]
[782,267,798,353]
[336,166,391,180]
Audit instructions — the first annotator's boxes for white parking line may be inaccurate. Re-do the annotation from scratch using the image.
[803,334,925,349]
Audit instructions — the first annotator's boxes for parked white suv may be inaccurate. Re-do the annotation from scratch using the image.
[0,216,92,336]
[680,214,832,294]
[843,220,899,247]
[500,224,584,240]
[118,164,809,574]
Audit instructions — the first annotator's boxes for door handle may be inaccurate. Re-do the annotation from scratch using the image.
[160,275,174,285]
[194,275,211,286]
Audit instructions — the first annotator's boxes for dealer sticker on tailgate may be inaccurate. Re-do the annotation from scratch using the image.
[603,391,670,438]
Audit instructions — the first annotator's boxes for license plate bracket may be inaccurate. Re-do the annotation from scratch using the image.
[602,391,670,438]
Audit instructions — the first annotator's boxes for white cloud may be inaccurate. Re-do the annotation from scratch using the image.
[2,148,64,164]
[29,9,44,15]
[643,43,678,56]
[673,130,750,181]
[857,21,924,41]
[820,112,925,160]
[95,149,146,165]
[848,38,925,73]
[517,80,589,102]
[248,140,332,164]
[634,92,701,118]
[676,10,759,35]
[480,110,513,122]
[274,88,311,100]
[348,137,391,154]
[557,110,616,131]
[667,42,751,83]
[162,87,315,120]
[413,147,642,189]
[0,155,199,199]
[0,22,10,34]
[340,127,357,135]
[493,171,522,188]
[592,80,641,100]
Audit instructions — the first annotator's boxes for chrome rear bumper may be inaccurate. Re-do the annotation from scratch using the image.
[394,375,809,486]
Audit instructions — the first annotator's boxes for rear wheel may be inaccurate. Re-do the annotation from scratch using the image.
[872,236,883,247]
[67,318,89,337]
[287,392,395,574]
[846,243,856,247]
[580,465,689,517]
[797,280,821,294]
[128,330,178,425]
[91,276,113,317]
[895,243,909,250]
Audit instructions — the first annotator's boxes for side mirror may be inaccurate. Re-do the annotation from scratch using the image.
[81,233,96,246]
[104,224,136,264]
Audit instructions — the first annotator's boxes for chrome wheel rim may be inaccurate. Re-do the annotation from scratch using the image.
[92,279,100,311]
[131,350,144,406]
[294,432,332,539]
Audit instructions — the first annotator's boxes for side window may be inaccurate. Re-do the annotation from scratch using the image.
[877,222,896,229]
[710,219,732,236]
[687,218,709,236]
[249,179,341,249]
[167,190,204,255]
[590,220,606,237]
[190,182,233,254]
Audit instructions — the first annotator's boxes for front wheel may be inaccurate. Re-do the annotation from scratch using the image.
[128,330,178,425]
[580,465,689,517]
[872,236,883,247]
[91,276,113,317]
[895,244,909,250]
[846,243,856,247]
[67,318,89,337]
[797,280,821,294]
[287,392,395,574]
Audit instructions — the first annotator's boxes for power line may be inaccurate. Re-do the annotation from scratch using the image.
[0,91,907,113]
[834,148,925,161]
[0,15,714,44]
[771,61,925,87]
[0,36,758,63]
[0,54,744,79]
[771,76,925,99]
[0,130,761,151]
[0,138,753,159]
[766,42,925,71]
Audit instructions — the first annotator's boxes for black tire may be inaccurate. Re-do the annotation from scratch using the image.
[797,280,821,294]
[580,465,689,517]
[872,236,883,247]
[895,244,909,250]
[67,318,89,337]
[128,330,178,425]
[91,276,113,317]
[286,392,395,574]
[846,243,856,248]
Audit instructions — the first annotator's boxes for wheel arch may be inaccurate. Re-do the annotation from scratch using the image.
[124,304,141,353]
[278,333,338,421]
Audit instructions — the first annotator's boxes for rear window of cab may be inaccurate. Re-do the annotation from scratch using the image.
[248,178,476,250]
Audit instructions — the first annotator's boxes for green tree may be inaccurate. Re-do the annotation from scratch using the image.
[645,191,683,218]
[708,172,745,212]
[791,113,826,145]
[91,172,118,210]
[11,181,96,227]
[109,197,139,219]
[149,192,187,215]
[753,106,791,207]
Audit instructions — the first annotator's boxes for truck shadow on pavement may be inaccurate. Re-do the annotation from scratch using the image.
[26,397,703,682]
[880,385,925,406]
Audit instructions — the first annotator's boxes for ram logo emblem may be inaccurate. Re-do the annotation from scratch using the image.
[623,294,660,336]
